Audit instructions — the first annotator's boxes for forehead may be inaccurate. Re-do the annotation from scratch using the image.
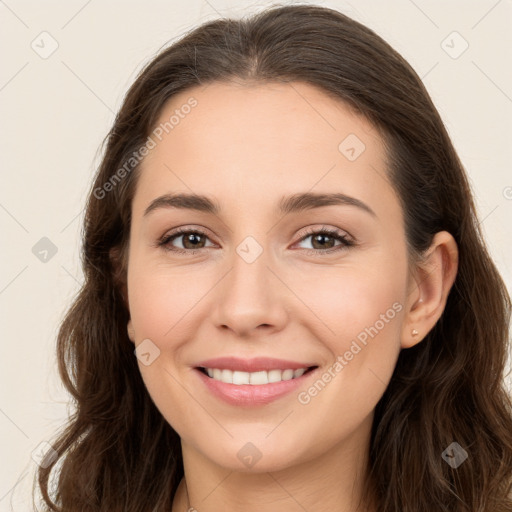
[133,80,398,221]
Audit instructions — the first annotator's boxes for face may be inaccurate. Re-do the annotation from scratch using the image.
[126,81,411,473]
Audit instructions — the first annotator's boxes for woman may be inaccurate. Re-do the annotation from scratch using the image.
[34,4,512,511]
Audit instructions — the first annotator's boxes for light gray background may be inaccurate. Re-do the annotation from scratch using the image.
[1,0,511,509]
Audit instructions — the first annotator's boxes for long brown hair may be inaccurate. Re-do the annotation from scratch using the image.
[33,4,512,511]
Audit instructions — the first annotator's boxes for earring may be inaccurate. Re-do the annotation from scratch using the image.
[411,329,419,337]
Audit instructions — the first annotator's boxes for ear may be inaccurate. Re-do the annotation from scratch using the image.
[109,245,135,343]
[127,319,135,343]
[109,245,129,307]
[401,231,459,349]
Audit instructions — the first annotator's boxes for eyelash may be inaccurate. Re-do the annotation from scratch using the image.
[156,226,355,256]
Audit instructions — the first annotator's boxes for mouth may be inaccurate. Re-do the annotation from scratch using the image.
[193,364,320,406]
[195,366,318,385]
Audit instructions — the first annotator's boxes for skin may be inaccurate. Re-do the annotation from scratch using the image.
[122,81,458,512]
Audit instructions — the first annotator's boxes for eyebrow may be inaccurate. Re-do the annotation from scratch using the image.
[143,192,376,218]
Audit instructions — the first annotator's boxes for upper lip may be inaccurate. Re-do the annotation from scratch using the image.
[195,357,317,373]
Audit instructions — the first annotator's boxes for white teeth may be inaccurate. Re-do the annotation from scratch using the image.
[202,367,311,385]
[233,371,250,385]
[250,371,268,385]
[282,369,294,380]
[268,369,282,383]
[221,369,233,384]
[293,368,306,378]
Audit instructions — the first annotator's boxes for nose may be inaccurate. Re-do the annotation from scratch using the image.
[211,243,289,339]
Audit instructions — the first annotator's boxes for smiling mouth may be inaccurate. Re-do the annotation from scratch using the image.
[196,366,318,385]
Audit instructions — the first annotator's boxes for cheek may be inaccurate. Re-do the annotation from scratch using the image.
[294,249,406,346]
[293,252,406,401]
[126,259,209,430]
[127,256,210,343]
[325,270,404,347]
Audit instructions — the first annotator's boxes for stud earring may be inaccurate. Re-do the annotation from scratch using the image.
[411,329,419,337]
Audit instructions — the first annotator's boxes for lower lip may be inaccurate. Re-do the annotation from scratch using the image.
[194,368,317,406]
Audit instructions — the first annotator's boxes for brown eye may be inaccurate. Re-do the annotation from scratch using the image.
[295,227,354,255]
[179,232,207,249]
[158,228,214,254]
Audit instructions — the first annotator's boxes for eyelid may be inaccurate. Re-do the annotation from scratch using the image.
[295,225,354,243]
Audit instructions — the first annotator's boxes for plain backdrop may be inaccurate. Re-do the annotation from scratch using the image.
[1,0,511,509]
